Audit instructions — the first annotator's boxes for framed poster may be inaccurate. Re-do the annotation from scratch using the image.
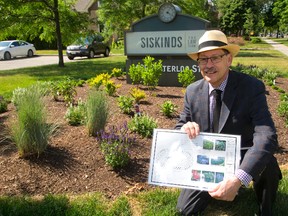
[148,129,241,191]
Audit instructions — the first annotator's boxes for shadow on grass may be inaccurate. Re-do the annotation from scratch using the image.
[237,51,282,58]
[0,56,126,81]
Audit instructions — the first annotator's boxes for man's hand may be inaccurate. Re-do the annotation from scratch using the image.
[181,121,200,139]
[208,176,242,201]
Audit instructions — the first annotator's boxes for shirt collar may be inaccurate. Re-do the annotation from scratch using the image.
[209,74,229,95]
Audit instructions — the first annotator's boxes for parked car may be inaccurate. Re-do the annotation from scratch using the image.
[66,34,110,60]
[0,40,36,60]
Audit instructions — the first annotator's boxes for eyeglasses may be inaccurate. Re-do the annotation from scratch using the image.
[197,53,227,65]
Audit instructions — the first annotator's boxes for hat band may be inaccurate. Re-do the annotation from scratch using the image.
[198,40,227,50]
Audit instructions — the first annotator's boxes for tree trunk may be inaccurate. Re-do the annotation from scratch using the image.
[54,0,64,67]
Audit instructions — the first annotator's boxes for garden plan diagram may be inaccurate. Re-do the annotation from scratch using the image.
[148,129,241,191]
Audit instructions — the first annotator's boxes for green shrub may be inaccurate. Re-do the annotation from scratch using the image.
[128,114,158,138]
[277,100,288,124]
[11,87,27,108]
[178,67,196,87]
[111,67,125,79]
[87,73,111,90]
[86,90,109,136]
[97,123,135,169]
[262,71,278,83]
[128,56,163,88]
[104,80,121,96]
[0,96,8,113]
[129,87,146,104]
[280,93,288,102]
[141,56,163,89]
[64,99,86,126]
[160,100,178,118]
[11,86,54,157]
[118,95,134,114]
[49,77,77,105]
[250,37,262,43]
[128,63,142,84]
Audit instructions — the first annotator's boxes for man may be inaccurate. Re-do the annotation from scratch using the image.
[175,30,282,216]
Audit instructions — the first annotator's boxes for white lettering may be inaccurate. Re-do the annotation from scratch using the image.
[162,64,201,73]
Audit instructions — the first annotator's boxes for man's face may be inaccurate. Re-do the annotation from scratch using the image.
[197,49,232,88]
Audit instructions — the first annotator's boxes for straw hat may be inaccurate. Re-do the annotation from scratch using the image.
[188,30,240,61]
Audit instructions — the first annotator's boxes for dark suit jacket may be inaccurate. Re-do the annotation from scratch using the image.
[175,70,280,182]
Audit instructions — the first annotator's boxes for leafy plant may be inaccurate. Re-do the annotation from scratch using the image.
[277,100,288,126]
[0,96,8,114]
[128,114,158,138]
[262,71,278,84]
[97,122,135,169]
[129,87,146,104]
[11,85,55,157]
[111,67,125,79]
[64,99,86,126]
[86,90,109,136]
[104,80,121,96]
[178,66,196,87]
[141,56,163,89]
[128,63,142,84]
[280,93,288,102]
[118,95,134,114]
[49,77,77,105]
[128,56,163,88]
[160,100,178,117]
[87,73,111,90]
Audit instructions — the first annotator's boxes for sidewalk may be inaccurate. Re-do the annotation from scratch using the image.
[262,38,288,56]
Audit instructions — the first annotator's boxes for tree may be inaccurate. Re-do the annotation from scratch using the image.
[97,0,164,39]
[97,0,217,40]
[0,0,90,67]
[216,0,258,36]
[273,0,288,34]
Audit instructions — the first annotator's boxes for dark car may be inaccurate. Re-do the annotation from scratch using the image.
[66,34,110,60]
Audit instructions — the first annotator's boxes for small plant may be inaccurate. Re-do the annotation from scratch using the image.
[178,67,196,87]
[111,67,125,79]
[280,93,288,102]
[262,71,278,84]
[141,56,163,89]
[11,86,55,157]
[129,87,146,104]
[277,100,288,126]
[88,73,111,89]
[104,80,121,96]
[128,114,158,138]
[0,96,8,113]
[97,122,135,169]
[11,87,28,108]
[64,99,86,126]
[118,95,134,114]
[128,63,142,84]
[250,37,262,43]
[128,56,163,88]
[160,100,178,117]
[49,77,77,105]
[12,82,51,109]
[86,90,109,136]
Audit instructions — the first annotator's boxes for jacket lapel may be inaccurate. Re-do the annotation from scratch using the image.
[198,81,210,132]
[219,71,238,132]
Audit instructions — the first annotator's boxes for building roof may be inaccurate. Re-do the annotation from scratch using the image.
[75,0,95,12]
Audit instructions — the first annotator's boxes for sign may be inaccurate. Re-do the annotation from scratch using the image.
[125,30,205,55]
[148,129,241,191]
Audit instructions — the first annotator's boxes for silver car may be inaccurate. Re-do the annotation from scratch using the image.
[0,40,36,60]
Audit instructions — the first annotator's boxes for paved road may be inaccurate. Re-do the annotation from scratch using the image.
[0,55,71,71]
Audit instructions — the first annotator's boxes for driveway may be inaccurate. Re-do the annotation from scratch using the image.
[0,55,71,71]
